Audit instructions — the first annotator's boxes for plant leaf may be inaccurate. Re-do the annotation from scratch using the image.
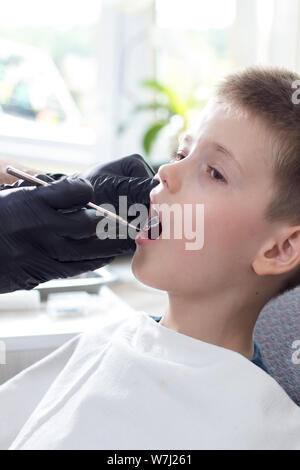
[132,102,171,114]
[141,79,169,94]
[142,121,168,156]
[141,78,191,117]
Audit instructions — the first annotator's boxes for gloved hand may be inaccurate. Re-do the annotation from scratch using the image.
[43,155,160,254]
[3,154,159,204]
[78,154,160,253]
[2,154,160,259]
[80,153,159,231]
[79,153,158,205]
[2,155,159,207]
[0,177,118,293]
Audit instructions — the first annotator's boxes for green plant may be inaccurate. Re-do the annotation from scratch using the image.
[118,78,206,157]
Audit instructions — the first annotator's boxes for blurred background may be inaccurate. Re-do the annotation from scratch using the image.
[0,0,299,174]
[2,0,300,381]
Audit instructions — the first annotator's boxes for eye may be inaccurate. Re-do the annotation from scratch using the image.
[172,151,227,183]
[171,151,187,161]
[207,166,226,183]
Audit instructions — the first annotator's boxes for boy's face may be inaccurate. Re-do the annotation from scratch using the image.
[131,98,277,297]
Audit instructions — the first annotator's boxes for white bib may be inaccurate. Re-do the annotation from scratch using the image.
[1,311,299,450]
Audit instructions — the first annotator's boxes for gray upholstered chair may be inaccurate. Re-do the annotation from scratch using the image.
[254,286,300,406]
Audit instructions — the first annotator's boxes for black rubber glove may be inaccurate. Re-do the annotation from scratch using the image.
[3,154,159,210]
[2,154,160,259]
[44,154,160,254]
[0,173,59,190]
[78,154,160,253]
[0,177,116,294]
[79,153,158,206]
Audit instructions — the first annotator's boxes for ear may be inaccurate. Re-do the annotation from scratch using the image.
[252,226,300,276]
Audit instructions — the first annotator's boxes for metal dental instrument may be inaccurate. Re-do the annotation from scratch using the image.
[6,166,141,232]
[144,216,160,230]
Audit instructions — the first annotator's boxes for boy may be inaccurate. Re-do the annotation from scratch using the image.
[0,66,300,450]
[133,66,300,363]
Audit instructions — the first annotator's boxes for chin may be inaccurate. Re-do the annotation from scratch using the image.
[131,249,168,292]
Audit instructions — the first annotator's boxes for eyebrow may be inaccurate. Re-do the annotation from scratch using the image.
[213,142,243,175]
[180,135,243,176]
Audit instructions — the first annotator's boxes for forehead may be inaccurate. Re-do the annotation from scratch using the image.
[183,99,251,141]
[180,99,274,171]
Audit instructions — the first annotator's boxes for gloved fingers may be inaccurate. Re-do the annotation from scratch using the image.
[79,154,156,183]
[96,154,156,178]
[36,176,95,210]
[57,256,115,278]
[47,232,137,262]
[89,174,159,207]
[86,234,137,256]
[78,154,160,211]
[0,173,55,191]
[19,173,56,186]
[120,176,159,206]
[15,254,115,289]
[4,187,113,240]
[54,208,106,239]
[16,174,154,235]
[3,189,98,237]
[49,207,130,241]
[43,172,66,182]
[116,153,156,178]
[112,175,159,206]
[48,237,122,262]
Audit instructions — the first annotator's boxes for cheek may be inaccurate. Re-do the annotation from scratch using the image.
[204,200,268,271]
[131,199,266,294]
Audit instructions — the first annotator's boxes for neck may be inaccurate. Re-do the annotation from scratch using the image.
[159,286,269,360]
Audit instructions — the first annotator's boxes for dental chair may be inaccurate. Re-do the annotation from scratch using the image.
[254,286,300,406]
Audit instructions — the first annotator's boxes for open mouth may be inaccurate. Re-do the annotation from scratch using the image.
[141,204,162,240]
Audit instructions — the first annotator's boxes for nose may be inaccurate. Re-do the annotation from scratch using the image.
[156,162,181,194]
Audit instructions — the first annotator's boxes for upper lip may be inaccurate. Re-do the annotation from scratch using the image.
[150,192,161,207]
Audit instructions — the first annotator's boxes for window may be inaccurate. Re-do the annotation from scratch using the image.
[1,0,300,172]
[0,0,101,172]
